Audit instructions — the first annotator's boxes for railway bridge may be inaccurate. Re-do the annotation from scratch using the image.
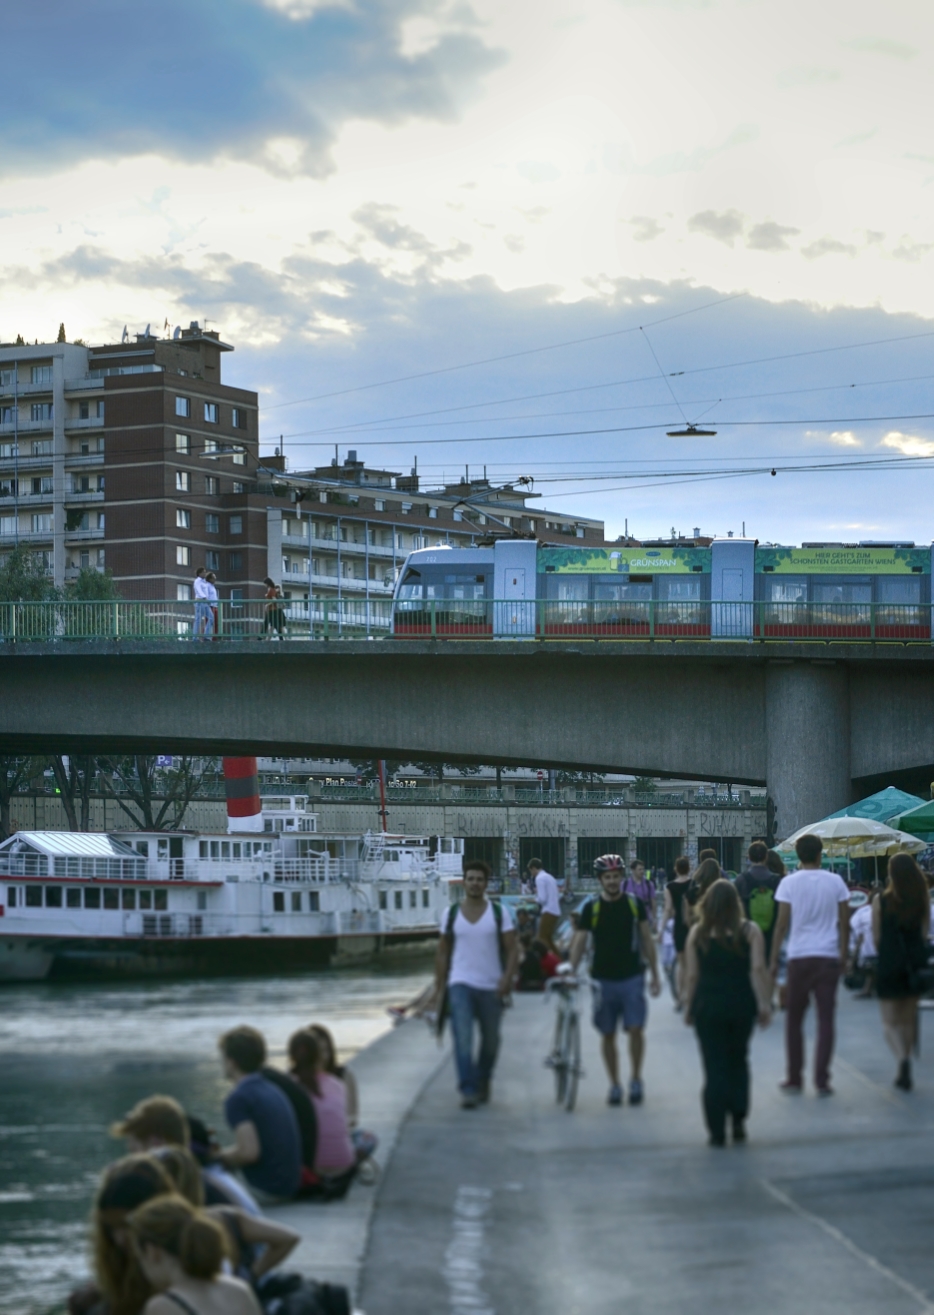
[1,638,934,838]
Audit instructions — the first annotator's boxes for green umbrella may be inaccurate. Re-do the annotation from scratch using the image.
[824,787,925,825]
[889,799,934,839]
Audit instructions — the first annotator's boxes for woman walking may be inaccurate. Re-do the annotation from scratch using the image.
[872,853,931,1091]
[683,879,772,1146]
[661,856,694,1008]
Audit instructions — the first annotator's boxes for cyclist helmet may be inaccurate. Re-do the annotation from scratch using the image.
[593,853,625,877]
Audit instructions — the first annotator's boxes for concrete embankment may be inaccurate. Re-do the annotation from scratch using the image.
[268,1016,449,1299]
[357,989,934,1315]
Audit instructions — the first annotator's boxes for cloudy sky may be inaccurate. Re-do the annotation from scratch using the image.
[2,0,933,543]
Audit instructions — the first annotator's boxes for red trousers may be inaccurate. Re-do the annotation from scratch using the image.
[785,956,840,1090]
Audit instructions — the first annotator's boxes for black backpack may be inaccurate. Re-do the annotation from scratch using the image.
[261,1067,318,1171]
[258,1272,350,1315]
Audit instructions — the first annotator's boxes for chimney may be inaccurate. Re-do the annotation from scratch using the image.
[223,757,263,833]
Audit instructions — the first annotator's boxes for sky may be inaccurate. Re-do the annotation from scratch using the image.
[2,0,934,544]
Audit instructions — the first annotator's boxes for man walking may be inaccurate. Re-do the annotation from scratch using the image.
[527,857,562,952]
[570,853,661,1106]
[770,834,850,1096]
[192,566,210,640]
[736,841,782,963]
[435,860,518,1109]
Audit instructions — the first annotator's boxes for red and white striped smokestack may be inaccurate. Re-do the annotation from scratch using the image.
[223,757,263,833]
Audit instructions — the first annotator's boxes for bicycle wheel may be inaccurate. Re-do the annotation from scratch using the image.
[563,1009,581,1111]
[553,1004,568,1104]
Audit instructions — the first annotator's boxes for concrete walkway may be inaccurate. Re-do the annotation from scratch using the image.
[358,987,934,1315]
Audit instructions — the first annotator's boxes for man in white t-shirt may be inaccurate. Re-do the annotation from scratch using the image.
[770,833,850,1096]
[435,861,519,1108]
[528,857,562,952]
[192,567,211,640]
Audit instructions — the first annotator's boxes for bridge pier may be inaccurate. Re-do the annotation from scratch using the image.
[766,660,851,842]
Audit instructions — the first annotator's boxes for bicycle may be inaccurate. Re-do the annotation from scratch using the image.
[545,971,584,1110]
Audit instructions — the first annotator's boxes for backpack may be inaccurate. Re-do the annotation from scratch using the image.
[748,884,776,934]
[587,896,642,958]
[258,1272,351,1315]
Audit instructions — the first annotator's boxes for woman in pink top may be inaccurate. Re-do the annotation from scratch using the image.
[288,1030,356,1176]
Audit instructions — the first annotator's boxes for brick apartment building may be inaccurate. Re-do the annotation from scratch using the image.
[0,326,606,603]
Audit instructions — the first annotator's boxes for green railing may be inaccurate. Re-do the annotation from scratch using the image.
[0,598,930,643]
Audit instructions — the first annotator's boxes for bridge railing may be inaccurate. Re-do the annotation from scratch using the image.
[0,598,929,643]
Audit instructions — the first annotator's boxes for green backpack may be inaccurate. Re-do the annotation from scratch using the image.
[748,884,776,934]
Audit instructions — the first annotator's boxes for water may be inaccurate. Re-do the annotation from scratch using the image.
[0,957,434,1314]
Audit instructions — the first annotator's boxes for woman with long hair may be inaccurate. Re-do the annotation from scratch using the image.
[307,1023,359,1126]
[872,853,932,1090]
[69,1154,173,1315]
[683,879,772,1146]
[128,1195,260,1315]
[289,1030,357,1177]
[684,857,722,927]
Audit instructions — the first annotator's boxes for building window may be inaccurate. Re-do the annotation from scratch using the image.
[31,513,53,532]
[402,502,412,514]
[177,584,189,600]
[32,477,53,496]
[232,407,246,429]
[175,397,190,418]
[175,433,190,453]
[204,439,218,454]
[232,450,246,466]
[428,507,438,519]
[97,512,105,530]
[30,365,52,384]
[176,509,190,529]
[232,481,244,493]
[230,587,243,602]
[206,513,219,534]
[206,550,219,570]
[176,471,190,492]
[374,499,385,512]
[228,551,242,572]
[273,891,285,912]
[204,402,218,423]
[177,545,191,566]
[30,403,53,422]
[229,515,243,535]
[453,510,463,521]
[205,476,219,495]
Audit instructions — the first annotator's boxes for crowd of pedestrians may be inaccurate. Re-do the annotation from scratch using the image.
[433,834,934,1147]
[69,1020,376,1315]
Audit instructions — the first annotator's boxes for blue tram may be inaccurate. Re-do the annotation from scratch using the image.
[390,539,932,640]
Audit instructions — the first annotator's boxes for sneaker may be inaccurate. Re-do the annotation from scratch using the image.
[478,1082,491,1104]
[628,1079,644,1106]
[779,1081,803,1094]
[607,1084,623,1106]
[816,1085,834,1098]
[895,1060,913,1091]
[731,1117,747,1143]
[461,1093,478,1109]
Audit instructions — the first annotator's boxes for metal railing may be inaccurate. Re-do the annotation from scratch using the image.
[0,598,929,644]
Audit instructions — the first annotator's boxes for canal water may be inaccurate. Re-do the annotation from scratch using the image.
[0,956,434,1315]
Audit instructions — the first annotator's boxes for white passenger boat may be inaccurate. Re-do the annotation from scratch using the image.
[0,795,463,982]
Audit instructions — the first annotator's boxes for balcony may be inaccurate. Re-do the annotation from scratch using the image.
[67,489,105,502]
[0,453,54,471]
[0,419,50,436]
[282,531,406,559]
[65,452,105,466]
[64,527,105,542]
[0,528,52,543]
[64,416,105,431]
[65,377,105,392]
[0,379,55,398]
[306,573,394,594]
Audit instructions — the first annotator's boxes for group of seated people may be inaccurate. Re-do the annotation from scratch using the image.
[69,1022,376,1315]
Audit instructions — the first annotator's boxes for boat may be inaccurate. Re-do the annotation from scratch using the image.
[0,793,464,982]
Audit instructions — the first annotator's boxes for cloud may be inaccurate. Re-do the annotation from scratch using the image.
[516,161,561,184]
[776,67,840,88]
[687,209,745,246]
[828,431,861,447]
[0,206,48,220]
[746,221,799,252]
[846,36,918,60]
[892,239,934,264]
[629,216,664,242]
[802,236,858,259]
[880,432,934,458]
[0,0,504,179]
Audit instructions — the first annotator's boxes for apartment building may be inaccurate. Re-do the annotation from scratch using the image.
[269,452,605,602]
[0,327,261,599]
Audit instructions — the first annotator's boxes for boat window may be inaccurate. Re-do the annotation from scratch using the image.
[135,841,149,857]
[154,890,168,911]
[232,843,242,859]
[210,841,220,859]
[66,887,81,908]
[291,891,302,912]
[104,889,119,910]
[409,889,417,908]
[394,890,403,909]
[157,839,169,861]
[84,888,101,909]
[273,891,285,912]
[309,890,320,912]
[200,842,209,858]
[422,889,430,906]
[379,890,387,909]
[26,886,42,907]
[221,842,230,859]
[45,886,62,907]
[7,887,16,907]
[122,889,136,909]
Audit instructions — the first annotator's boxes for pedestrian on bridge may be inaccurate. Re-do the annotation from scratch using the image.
[769,834,850,1096]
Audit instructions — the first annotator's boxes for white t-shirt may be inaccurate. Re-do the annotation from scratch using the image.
[775,868,849,960]
[443,900,515,991]
[534,870,561,916]
[193,575,209,599]
[849,903,875,959]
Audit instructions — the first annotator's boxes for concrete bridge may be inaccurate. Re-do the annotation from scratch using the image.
[1,638,933,838]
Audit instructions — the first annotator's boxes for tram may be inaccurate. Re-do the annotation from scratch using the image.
[390,539,932,641]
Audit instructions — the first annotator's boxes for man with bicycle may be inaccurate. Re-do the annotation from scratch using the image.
[569,853,661,1106]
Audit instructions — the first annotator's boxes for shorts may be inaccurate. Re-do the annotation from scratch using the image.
[592,974,647,1034]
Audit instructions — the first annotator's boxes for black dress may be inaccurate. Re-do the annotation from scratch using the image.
[876,899,928,1000]
[669,879,693,953]
[693,928,758,1142]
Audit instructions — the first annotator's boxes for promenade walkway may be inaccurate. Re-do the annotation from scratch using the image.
[359,988,934,1315]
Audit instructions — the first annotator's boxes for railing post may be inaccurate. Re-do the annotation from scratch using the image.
[216,600,224,640]
[323,598,329,640]
[870,602,876,642]
[537,597,543,640]
[649,599,655,639]
[112,600,119,639]
[11,603,16,643]
[430,598,437,638]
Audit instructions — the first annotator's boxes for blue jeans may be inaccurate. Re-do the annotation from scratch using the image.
[194,601,213,640]
[447,983,503,1096]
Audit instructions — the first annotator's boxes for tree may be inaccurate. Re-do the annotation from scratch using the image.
[65,568,121,601]
[50,755,98,832]
[14,334,24,346]
[0,755,46,840]
[97,755,219,830]
[56,323,66,343]
[0,545,59,602]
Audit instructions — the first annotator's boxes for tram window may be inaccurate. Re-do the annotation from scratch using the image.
[66,888,81,908]
[398,570,422,600]
[545,575,588,600]
[84,888,101,909]
[812,578,870,605]
[26,886,42,907]
[45,886,62,908]
[878,577,921,604]
[122,889,136,910]
[139,890,153,910]
[104,889,119,910]
[594,577,652,601]
[766,577,807,603]
[658,576,700,601]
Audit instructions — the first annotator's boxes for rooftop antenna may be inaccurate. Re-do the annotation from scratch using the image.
[144,323,150,337]
[121,325,128,343]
